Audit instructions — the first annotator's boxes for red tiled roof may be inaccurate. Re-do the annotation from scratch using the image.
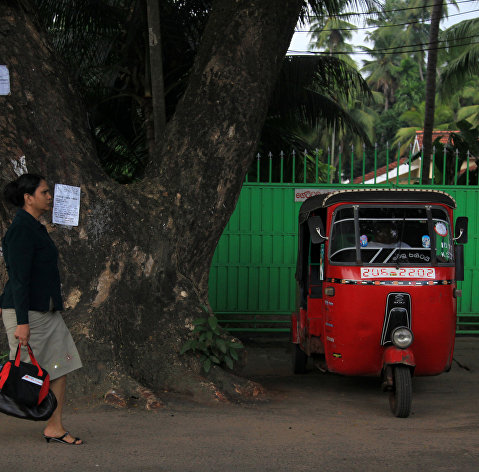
[353,157,409,184]
[414,130,459,149]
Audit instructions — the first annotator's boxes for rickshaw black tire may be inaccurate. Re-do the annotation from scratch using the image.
[389,365,412,418]
[292,344,308,374]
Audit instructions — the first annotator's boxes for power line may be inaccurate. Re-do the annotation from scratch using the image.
[363,33,479,52]
[309,0,477,18]
[295,8,479,33]
[289,33,479,55]
[288,39,479,56]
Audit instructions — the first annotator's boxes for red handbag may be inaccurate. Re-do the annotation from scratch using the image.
[0,343,50,407]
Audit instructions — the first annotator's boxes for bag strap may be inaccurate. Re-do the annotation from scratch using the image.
[14,343,44,377]
[14,343,22,366]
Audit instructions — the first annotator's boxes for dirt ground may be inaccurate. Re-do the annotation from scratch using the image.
[2,336,478,472]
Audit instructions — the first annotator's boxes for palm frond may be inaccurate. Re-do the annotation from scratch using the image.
[392,126,421,154]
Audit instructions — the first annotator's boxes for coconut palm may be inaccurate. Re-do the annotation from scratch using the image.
[361,27,402,111]
[309,0,358,68]
[259,55,372,154]
[438,17,479,97]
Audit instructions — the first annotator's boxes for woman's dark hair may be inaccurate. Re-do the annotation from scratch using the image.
[3,173,45,207]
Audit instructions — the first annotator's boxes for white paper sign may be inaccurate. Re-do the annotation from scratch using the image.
[53,184,81,226]
[0,66,10,95]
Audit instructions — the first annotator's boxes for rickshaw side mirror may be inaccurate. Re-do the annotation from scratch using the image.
[454,217,468,244]
[307,216,327,244]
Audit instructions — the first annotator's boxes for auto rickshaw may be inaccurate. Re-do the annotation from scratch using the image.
[291,189,468,417]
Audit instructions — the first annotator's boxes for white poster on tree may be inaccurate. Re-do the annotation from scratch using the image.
[0,65,10,95]
[53,184,81,226]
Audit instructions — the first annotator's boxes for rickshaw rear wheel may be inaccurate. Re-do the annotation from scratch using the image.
[292,344,307,374]
[389,365,412,418]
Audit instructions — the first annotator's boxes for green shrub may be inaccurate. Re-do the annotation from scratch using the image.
[181,315,243,373]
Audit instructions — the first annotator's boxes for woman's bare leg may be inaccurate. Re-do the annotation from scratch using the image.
[43,375,82,444]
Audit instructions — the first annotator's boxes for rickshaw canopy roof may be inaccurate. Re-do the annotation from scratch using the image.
[299,189,456,223]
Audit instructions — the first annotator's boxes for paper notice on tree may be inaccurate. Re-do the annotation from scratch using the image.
[0,66,10,95]
[53,184,81,226]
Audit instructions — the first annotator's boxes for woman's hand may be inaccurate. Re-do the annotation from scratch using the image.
[15,324,30,346]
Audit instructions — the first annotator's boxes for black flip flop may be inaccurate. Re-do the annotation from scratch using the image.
[44,431,83,445]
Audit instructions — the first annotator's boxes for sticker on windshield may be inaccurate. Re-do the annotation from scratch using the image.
[361,268,436,279]
[434,222,448,237]
[360,235,368,247]
[421,235,431,248]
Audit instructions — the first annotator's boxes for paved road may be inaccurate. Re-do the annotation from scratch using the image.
[1,337,478,472]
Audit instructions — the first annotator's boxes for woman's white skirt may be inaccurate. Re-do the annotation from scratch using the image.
[2,308,82,380]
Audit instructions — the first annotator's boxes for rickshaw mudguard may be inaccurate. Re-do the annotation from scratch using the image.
[382,346,416,369]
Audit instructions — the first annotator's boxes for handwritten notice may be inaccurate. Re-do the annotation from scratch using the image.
[0,66,10,95]
[53,184,81,226]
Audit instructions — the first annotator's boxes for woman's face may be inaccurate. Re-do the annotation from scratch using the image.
[24,180,53,215]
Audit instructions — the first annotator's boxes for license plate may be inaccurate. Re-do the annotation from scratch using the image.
[360,268,436,279]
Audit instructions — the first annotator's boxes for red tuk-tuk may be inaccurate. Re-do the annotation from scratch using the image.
[291,189,468,417]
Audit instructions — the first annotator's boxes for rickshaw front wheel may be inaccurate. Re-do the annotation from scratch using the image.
[292,343,307,374]
[389,365,412,418]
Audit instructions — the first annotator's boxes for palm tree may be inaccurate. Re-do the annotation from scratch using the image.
[399,0,432,81]
[438,17,479,98]
[309,1,358,68]
[361,27,402,111]
[422,0,445,182]
[259,55,373,155]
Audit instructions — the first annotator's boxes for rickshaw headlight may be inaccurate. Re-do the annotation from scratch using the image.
[391,327,413,349]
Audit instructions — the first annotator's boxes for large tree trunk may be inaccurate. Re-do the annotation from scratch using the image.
[0,0,303,400]
[422,0,443,184]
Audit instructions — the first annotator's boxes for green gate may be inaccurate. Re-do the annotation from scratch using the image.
[209,149,479,334]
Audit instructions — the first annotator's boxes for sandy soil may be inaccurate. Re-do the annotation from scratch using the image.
[1,337,478,472]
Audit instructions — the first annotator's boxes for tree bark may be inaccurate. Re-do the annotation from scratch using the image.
[422,0,443,184]
[0,0,303,400]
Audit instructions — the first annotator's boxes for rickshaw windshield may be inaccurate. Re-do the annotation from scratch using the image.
[329,205,453,265]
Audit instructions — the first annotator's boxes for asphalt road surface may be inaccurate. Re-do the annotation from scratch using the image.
[2,337,478,472]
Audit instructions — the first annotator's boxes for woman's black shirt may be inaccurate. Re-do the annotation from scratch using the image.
[0,209,63,324]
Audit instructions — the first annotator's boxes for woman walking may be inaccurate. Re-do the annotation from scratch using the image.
[0,173,83,445]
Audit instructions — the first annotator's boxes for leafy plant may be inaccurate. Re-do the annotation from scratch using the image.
[181,315,244,373]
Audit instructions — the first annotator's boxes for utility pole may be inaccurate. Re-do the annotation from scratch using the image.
[146,0,166,151]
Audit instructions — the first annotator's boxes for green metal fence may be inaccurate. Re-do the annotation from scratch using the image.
[209,148,479,334]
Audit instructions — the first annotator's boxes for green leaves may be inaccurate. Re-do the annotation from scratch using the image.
[181,314,244,373]
[208,316,220,334]
[180,339,196,355]
[203,358,212,373]
[224,356,233,370]
[215,338,227,353]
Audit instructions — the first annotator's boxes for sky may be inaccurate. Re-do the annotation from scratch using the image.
[288,0,479,66]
